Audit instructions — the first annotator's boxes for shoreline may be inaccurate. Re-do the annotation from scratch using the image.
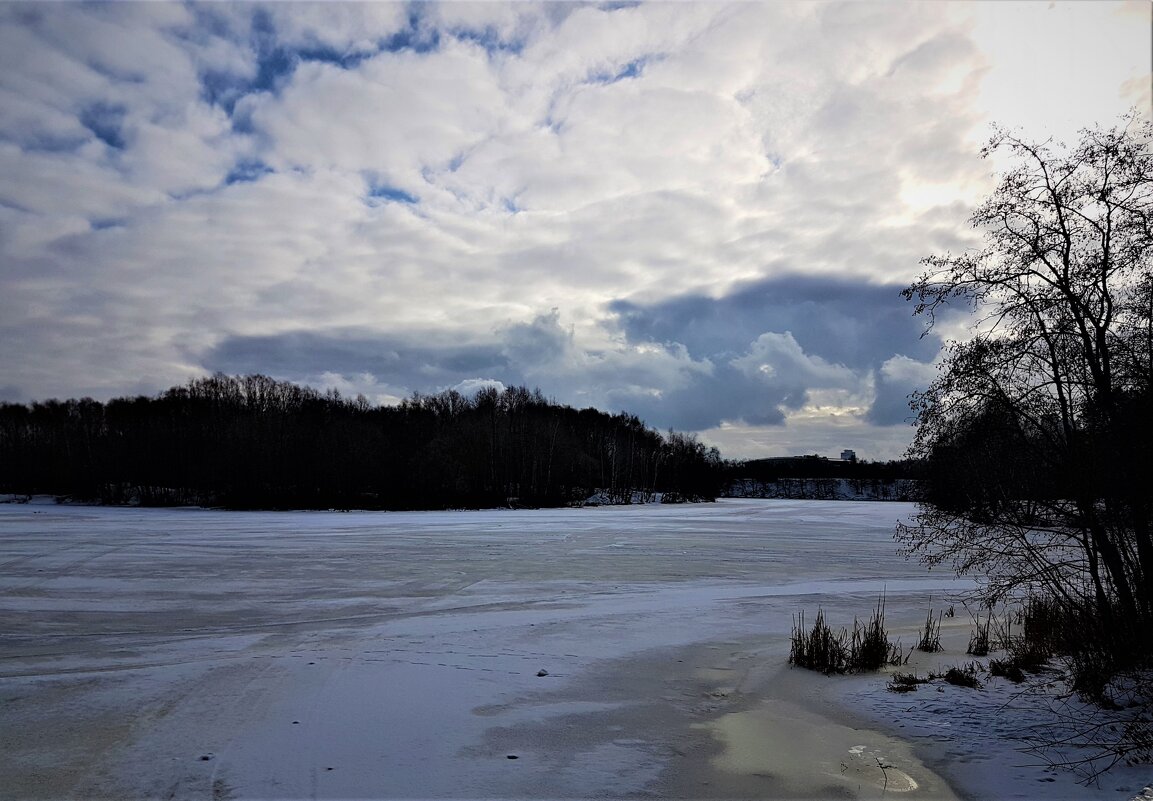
[648,640,962,800]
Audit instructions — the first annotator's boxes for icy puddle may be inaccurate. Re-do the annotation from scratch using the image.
[701,701,935,798]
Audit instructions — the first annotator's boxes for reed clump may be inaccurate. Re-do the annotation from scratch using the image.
[789,596,906,675]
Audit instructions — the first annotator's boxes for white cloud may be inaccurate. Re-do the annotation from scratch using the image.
[969,0,1152,144]
[731,332,855,392]
[452,378,508,398]
[699,413,916,462]
[0,0,1147,457]
[261,2,410,54]
[312,371,407,407]
[879,353,939,385]
[0,142,165,217]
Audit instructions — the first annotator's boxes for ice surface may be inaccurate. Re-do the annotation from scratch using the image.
[0,499,1146,799]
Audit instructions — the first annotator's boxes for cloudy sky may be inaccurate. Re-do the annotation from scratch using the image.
[1,1,1148,460]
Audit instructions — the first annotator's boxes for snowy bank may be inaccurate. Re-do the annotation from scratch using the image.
[727,477,921,502]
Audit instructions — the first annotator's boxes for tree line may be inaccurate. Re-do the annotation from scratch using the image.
[723,456,922,501]
[0,375,724,510]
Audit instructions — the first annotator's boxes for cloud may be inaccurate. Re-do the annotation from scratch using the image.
[205,328,510,392]
[199,310,719,426]
[452,377,508,398]
[197,275,942,442]
[0,1,1146,460]
[868,354,940,426]
[499,308,571,366]
[610,274,941,365]
[597,275,944,432]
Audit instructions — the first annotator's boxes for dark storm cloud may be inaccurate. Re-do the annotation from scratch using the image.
[500,309,571,365]
[609,274,940,368]
[869,373,918,425]
[866,354,939,427]
[205,329,518,390]
[204,310,578,400]
[596,275,945,431]
[602,360,794,431]
[201,276,941,434]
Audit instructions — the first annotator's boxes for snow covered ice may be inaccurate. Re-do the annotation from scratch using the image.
[0,499,1147,799]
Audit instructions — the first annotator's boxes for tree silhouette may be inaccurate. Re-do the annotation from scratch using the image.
[0,374,724,510]
[899,112,1153,777]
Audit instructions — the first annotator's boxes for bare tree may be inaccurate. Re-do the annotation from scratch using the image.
[897,112,1153,775]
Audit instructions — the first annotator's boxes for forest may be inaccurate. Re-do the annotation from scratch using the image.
[0,373,728,510]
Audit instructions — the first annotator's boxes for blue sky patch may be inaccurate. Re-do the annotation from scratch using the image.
[295,45,374,70]
[79,102,127,149]
[200,70,250,115]
[252,47,295,94]
[380,7,440,54]
[589,57,652,85]
[225,159,274,186]
[451,26,526,57]
[367,183,419,205]
[197,8,308,114]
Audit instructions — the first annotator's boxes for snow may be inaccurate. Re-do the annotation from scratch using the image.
[0,499,1148,799]
[835,616,1153,801]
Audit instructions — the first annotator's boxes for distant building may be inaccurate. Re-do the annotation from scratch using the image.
[840,449,857,462]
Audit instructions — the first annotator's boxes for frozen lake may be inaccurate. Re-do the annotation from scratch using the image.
[0,499,987,799]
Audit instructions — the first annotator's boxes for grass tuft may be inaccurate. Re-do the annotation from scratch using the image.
[789,608,848,674]
[967,610,991,655]
[789,595,906,675]
[942,662,984,689]
[887,672,932,693]
[989,657,1026,683]
[916,603,943,653]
